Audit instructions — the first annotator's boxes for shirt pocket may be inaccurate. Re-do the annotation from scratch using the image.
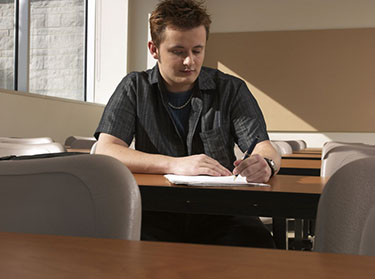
[199,125,235,170]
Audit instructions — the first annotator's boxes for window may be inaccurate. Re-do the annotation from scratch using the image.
[1,0,129,103]
[0,0,86,101]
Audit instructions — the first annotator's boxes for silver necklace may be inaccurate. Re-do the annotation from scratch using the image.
[167,93,193,110]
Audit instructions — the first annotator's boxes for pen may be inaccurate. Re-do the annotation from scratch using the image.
[234,135,259,180]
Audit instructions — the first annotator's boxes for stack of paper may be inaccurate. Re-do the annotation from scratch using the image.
[164,174,270,187]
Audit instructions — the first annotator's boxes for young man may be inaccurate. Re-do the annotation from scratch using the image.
[94,0,280,248]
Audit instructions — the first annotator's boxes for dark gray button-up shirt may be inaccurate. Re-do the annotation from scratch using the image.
[95,65,269,171]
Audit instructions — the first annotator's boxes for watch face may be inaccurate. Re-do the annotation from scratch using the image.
[265,158,277,176]
[270,160,276,168]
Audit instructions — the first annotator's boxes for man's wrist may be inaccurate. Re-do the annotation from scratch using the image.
[264,158,277,178]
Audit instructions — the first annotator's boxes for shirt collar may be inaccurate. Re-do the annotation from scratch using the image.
[197,67,216,91]
[148,64,160,85]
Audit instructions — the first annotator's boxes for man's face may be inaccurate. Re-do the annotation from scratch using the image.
[149,25,206,93]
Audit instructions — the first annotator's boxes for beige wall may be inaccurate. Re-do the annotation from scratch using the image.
[204,28,375,132]
[128,0,158,72]
[0,89,104,145]
[206,0,375,32]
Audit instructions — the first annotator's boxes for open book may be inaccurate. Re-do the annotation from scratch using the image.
[164,174,270,187]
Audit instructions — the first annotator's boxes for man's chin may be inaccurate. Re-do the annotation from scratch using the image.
[177,74,198,83]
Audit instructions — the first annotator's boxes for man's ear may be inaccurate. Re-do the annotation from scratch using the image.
[148,41,159,60]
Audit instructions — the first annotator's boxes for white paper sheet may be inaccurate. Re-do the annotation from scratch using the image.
[164,174,270,187]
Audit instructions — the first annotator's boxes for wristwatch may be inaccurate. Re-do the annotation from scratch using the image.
[264,158,277,178]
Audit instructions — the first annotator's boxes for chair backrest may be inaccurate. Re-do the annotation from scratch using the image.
[0,154,142,240]
[284,140,307,151]
[0,137,54,144]
[321,141,375,177]
[269,141,282,156]
[314,157,375,255]
[271,141,293,155]
[359,207,375,256]
[0,142,66,157]
[296,140,307,150]
[90,141,98,154]
[65,136,97,149]
[321,141,372,159]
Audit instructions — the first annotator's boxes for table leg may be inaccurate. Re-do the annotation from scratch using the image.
[272,217,288,249]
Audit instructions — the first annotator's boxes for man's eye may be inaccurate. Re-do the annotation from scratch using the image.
[172,50,183,55]
[193,50,201,55]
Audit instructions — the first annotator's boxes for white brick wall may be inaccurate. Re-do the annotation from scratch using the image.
[29,0,85,100]
[0,0,85,100]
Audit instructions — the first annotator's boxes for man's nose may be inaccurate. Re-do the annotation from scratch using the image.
[183,53,194,66]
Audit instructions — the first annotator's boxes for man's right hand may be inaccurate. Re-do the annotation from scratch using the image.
[170,154,232,176]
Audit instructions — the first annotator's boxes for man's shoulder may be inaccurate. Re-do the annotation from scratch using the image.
[115,68,156,91]
[122,69,152,83]
[200,66,245,89]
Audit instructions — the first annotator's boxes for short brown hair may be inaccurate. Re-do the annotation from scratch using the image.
[149,0,211,47]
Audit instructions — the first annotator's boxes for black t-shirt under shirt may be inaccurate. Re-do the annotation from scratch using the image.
[166,89,192,140]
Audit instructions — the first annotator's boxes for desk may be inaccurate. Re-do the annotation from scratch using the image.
[66,148,90,153]
[282,153,321,159]
[293,148,322,155]
[135,174,324,218]
[135,174,326,249]
[279,159,321,176]
[1,232,374,279]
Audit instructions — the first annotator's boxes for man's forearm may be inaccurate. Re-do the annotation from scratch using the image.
[253,140,281,174]
[95,141,174,174]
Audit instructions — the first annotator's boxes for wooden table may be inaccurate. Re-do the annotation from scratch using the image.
[66,148,90,153]
[1,232,374,279]
[280,152,322,176]
[135,174,325,218]
[135,174,326,249]
[282,153,321,159]
[293,148,322,154]
[279,158,321,176]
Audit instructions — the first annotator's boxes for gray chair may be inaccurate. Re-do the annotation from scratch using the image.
[0,142,66,157]
[271,141,293,155]
[296,141,375,250]
[269,141,282,156]
[0,154,142,240]
[65,136,97,149]
[359,207,375,256]
[0,136,54,144]
[90,141,98,154]
[321,141,372,161]
[314,157,375,255]
[321,141,375,177]
[285,140,307,151]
